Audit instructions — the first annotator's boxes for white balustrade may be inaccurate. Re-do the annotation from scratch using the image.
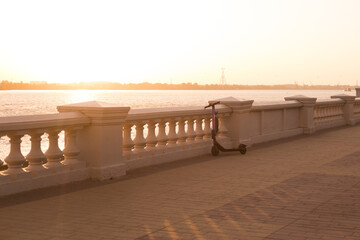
[0,108,104,196]
[314,101,345,128]
[3,132,26,175]
[44,129,64,171]
[0,102,233,196]
[25,130,46,173]
[5,96,360,198]
[62,127,81,169]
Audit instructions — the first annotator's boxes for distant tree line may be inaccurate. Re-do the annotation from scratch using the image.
[0,80,356,90]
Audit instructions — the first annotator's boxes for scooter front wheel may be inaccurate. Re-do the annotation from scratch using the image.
[211,145,219,156]
[239,144,247,155]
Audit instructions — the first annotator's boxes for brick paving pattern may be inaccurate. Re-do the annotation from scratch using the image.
[2,126,360,239]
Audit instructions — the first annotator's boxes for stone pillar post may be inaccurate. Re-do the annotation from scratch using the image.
[284,95,317,134]
[331,94,356,126]
[57,101,130,180]
[356,88,360,97]
[209,97,254,148]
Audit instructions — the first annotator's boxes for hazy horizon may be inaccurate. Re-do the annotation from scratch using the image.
[1,0,359,86]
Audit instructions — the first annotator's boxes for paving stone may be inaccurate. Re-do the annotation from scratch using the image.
[2,126,360,239]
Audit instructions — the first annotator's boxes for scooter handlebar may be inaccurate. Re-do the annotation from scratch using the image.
[204,101,221,109]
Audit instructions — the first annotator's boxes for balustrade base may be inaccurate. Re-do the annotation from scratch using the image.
[250,128,303,145]
[1,168,28,180]
[0,167,90,197]
[24,165,47,177]
[314,119,346,132]
[90,163,126,181]
[126,141,212,171]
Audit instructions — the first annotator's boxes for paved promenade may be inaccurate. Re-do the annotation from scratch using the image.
[2,126,360,240]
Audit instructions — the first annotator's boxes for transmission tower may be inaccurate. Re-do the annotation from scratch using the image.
[220,68,227,85]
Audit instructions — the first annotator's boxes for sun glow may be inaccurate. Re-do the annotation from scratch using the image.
[65,90,97,103]
[0,0,360,85]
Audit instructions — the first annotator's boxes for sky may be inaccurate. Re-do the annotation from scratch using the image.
[0,0,359,85]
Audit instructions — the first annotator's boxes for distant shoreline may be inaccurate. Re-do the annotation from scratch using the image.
[0,80,357,91]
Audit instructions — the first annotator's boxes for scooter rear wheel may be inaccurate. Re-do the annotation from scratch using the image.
[239,144,247,155]
[211,145,219,156]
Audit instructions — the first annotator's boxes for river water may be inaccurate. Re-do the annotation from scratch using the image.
[0,89,353,161]
[0,89,351,117]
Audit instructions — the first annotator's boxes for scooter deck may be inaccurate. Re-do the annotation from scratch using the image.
[214,140,242,152]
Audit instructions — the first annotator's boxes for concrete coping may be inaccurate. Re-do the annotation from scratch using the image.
[284,95,317,103]
[252,101,302,111]
[0,112,90,133]
[127,105,231,121]
[208,96,253,112]
[209,96,253,106]
[315,99,345,105]
[57,101,130,114]
[57,101,130,125]
[331,94,356,101]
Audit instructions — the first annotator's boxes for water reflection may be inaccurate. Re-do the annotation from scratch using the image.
[65,90,97,104]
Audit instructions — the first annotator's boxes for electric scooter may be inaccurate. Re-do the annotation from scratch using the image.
[204,101,247,156]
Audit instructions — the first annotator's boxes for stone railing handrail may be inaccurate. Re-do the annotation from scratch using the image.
[126,105,231,121]
[0,112,90,133]
[251,101,302,111]
[315,99,344,105]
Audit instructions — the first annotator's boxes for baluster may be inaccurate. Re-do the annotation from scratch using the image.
[195,116,204,142]
[326,106,330,121]
[25,130,46,173]
[157,119,168,151]
[62,127,80,169]
[133,121,146,156]
[203,115,212,140]
[186,117,196,144]
[324,106,329,121]
[338,105,343,117]
[320,106,324,120]
[123,122,134,159]
[218,113,229,138]
[316,107,320,121]
[145,120,158,154]
[167,118,178,149]
[177,117,187,147]
[44,129,64,172]
[4,132,26,175]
